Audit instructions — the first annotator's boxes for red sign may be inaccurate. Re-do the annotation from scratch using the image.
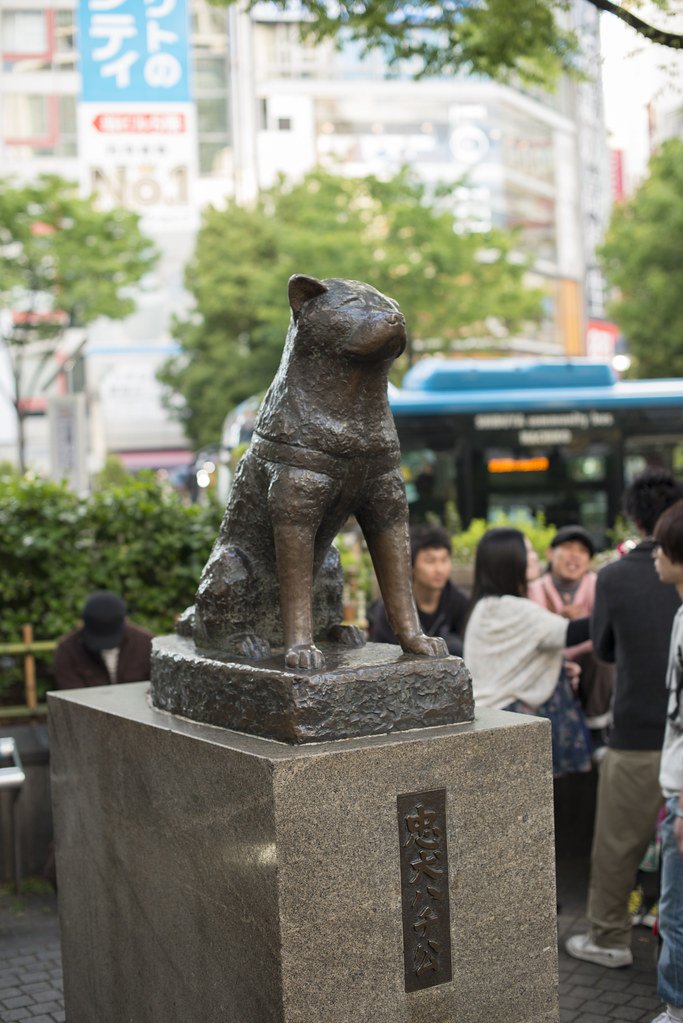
[12,309,69,326]
[92,112,186,134]
[586,320,620,361]
[17,397,48,415]
[610,149,625,202]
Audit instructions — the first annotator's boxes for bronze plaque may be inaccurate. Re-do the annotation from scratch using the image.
[397,789,452,992]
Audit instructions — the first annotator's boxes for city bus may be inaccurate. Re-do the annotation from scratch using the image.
[390,358,683,545]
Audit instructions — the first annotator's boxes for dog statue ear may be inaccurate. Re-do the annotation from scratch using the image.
[288,275,327,320]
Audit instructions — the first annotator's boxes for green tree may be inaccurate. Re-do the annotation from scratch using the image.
[0,175,158,469]
[600,138,683,379]
[160,168,545,448]
[215,1,683,86]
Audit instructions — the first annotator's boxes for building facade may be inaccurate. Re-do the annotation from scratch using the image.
[0,0,233,474]
[0,0,612,476]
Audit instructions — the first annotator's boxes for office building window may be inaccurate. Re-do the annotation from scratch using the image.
[2,10,47,53]
[3,94,50,140]
[3,92,76,156]
[2,8,76,71]
[192,5,231,179]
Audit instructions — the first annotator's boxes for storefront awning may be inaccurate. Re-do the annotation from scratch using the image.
[116,449,193,470]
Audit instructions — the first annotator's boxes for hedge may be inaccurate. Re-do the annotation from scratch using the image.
[0,472,221,700]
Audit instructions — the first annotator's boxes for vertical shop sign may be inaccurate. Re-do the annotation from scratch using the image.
[77,0,197,226]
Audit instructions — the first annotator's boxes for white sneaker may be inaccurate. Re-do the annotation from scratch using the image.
[651,1011,683,1023]
[565,932,633,968]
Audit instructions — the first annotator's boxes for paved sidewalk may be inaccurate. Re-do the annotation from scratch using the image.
[0,858,663,1022]
[0,888,62,1022]
[557,858,663,1023]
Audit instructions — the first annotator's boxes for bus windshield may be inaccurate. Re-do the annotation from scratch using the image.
[391,358,683,547]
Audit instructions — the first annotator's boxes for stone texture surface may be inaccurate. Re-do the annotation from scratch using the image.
[150,634,474,742]
[49,683,559,1023]
[49,685,282,1023]
[1,859,667,1023]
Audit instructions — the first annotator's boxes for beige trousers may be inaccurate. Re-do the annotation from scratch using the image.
[588,747,663,948]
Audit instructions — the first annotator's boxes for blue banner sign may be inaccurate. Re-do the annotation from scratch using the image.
[78,0,191,103]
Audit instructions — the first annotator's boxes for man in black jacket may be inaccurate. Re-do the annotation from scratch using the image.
[54,591,153,689]
[368,524,468,656]
[567,468,683,968]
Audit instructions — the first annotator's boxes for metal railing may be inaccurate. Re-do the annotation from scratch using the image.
[0,736,26,892]
[0,626,54,718]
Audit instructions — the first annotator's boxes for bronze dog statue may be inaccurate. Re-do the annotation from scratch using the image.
[190,274,448,669]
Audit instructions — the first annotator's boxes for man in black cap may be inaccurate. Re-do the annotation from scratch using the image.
[529,525,597,614]
[53,590,153,689]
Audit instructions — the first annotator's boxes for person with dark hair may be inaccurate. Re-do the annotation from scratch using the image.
[464,527,592,777]
[625,468,683,539]
[54,590,153,689]
[529,526,614,749]
[368,524,468,655]
[649,499,683,1023]
[567,468,683,969]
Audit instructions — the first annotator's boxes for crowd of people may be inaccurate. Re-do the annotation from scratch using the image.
[53,466,683,1022]
[369,467,683,1023]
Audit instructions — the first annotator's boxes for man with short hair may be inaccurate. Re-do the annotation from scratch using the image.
[54,590,153,689]
[368,524,468,655]
[566,468,683,968]
[650,499,683,1023]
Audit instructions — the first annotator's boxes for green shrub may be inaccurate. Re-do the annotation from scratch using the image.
[449,512,556,566]
[0,474,221,700]
[85,474,221,635]
[0,476,91,647]
[92,454,132,490]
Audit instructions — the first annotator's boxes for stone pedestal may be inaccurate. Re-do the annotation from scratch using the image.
[49,683,559,1023]
[150,636,473,742]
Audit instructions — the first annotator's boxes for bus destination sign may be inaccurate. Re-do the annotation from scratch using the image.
[474,410,615,447]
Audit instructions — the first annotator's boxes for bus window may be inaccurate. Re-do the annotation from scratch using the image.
[568,455,606,483]
[483,442,612,540]
[402,446,458,524]
[625,437,683,484]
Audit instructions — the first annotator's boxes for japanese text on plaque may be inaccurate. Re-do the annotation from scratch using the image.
[397,789,452,992]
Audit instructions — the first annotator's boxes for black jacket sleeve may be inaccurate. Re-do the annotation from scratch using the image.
[422,582,468,656]
[367,599,400,645]
[566,616,591,648]
[591,570,616,663]
[53,638,88,689]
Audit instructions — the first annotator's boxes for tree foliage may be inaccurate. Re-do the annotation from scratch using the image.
[160,168,545,449]
[600,138,683,379]
[213,0,683,86]
[0,472,221,700]
[0,175,158,468]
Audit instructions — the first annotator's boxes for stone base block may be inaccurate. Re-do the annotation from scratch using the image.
[150,635,473,743]
[49,683,559,1023]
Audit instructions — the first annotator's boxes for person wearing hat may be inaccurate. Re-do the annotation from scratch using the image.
[528,525,597,625]
[53,591,153,689]
[528,525,614,747]
[566,467,683,968]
